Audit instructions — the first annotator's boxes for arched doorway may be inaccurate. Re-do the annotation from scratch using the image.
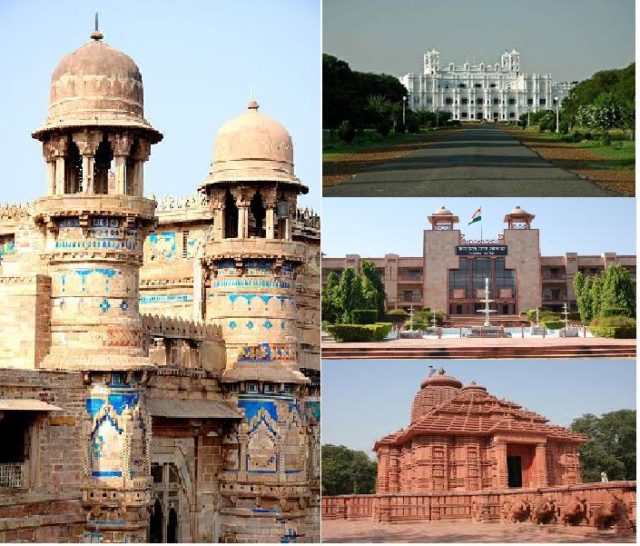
[149,463,182,542]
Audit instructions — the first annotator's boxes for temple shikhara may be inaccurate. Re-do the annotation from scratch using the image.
[0,26,320,543]
[323,368,636,533]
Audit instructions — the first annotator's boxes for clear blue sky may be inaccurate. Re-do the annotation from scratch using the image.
[0,0,321,210]
[322,359,636,456]
[322,198,636,257]
[324,0,635,82]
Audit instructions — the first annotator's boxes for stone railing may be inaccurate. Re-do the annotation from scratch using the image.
[0,463,24,488]
[0,202,33,222]
[322,481,636,532]
[152,193,208,212]
[141,314,222,341]
[293,207,320,230]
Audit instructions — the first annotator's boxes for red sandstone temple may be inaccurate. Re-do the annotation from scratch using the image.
[375,368,585,493]
[322,367,636,534]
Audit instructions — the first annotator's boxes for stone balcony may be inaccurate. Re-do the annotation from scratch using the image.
[204,238,307,263]
[33,194,157,223]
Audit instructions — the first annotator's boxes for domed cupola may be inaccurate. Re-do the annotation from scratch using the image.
[410,367,462,422]
[203,101,306,189]
[33,28,161,142]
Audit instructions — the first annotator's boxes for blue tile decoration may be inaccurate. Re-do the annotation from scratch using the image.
[139,294,192,305]
[238,398,278,422]
[148,231,177,260]
[229,320,237,329]
[305,401,320,421]
[212,279,292,289]
[119,300,128,311]
[86,398,105,417]
[246,320,255,330]
[99,299,111,313]
[108,392,140,414]
[264,320,273,330]
[91,470,123,478]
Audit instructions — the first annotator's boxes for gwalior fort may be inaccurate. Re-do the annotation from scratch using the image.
[322,367,636,542]
[0,26,320,543]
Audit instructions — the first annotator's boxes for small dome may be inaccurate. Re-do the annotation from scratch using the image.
[33,32,161,141]
[411,367,462,422]
[462,381,488,394]
[433,206,453,216]
[204,101,307,191]
[508,205,530,216]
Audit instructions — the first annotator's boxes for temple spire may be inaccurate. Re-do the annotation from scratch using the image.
[90,12,103,41]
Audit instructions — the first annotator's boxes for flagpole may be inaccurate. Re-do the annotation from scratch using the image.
[480,208,483,243]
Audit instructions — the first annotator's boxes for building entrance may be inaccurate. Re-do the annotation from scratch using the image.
[507,456,522,487]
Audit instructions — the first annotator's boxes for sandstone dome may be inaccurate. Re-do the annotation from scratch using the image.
[203,101,307,192]
[411,367,462,422]
[33,32,161,141]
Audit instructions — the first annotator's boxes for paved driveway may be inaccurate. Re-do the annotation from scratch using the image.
[324,125,615,197]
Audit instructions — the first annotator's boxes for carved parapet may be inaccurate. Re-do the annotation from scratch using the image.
[141,314,222,342]
[0,202,34,222]
[203,238,306,264]
[153,193,209,212]
[33,194,157,224]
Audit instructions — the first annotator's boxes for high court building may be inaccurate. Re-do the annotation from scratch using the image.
[322,206,636,319]
[400,49,574,121]
[0,26,320,543]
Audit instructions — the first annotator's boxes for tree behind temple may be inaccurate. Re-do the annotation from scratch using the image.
[571,410,636,482]
[322,444,377,495]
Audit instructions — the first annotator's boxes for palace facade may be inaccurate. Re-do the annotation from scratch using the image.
[322,206,635,318]
[400,49,573,121]
[0,27,320,543]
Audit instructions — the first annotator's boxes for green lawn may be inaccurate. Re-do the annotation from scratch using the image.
[323,129,443,161]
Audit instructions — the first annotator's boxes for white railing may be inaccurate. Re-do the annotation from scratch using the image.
[0,463,23,488]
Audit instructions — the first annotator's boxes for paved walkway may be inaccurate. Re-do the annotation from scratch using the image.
[322,519,635,543]
[324,125,614,197]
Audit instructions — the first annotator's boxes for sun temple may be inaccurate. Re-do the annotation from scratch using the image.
[323,368,636,534]
[0,26,319,543]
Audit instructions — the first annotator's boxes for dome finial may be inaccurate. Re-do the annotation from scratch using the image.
[90,12,104,41]
[248,88,259,111]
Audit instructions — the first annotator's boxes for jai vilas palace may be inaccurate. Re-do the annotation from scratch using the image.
[0,26,320,543]
[400,49,574,121]
[322,206,635,319]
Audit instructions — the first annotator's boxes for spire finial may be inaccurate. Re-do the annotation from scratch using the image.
[248,89,259,111]
[91,12,104,41]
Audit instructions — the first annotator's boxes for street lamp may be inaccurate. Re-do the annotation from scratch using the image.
[554,96,560,134]
[402,95,407,131]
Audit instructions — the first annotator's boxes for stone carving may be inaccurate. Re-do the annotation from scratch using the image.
[153,193,209,212]
[561,496,589,526]
[501,497,532,523]
[592,494,628,531]
[532,497,558,525]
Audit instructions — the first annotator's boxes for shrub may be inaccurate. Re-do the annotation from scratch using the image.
[326,322,392,342]
[406,116,420,133]
[404,320,427,331]
[351,309,378,324]
[385,309,408,324]
[376,119,392,137]
[601,306,630,317]
[589,315,636,339]
[337,120,356,144]
[415,309,446,326]
[600,133,612,146]
[542,320,565,330]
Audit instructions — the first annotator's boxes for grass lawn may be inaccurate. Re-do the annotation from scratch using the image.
[506,127,635,196]
[323,129,448,161]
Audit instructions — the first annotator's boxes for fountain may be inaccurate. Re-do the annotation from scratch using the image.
[560,302,580,337]
[530,307,546,336]
[425,308,441,336]
[465,278,509,338]
[399,304,422,339]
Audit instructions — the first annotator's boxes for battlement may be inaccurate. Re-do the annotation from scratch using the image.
[141,314,222,342]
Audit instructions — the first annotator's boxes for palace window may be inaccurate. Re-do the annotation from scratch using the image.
[477,98,483,105]
[445,98,453,105]
[508,98,516,105]
[448,257,515,299]
[490,83,496,88]
[527,98,534,105]
[509,112,515,118]
[540,98,546,105]
[94,138,113,195]
[474,83,481,88]
[246,382,258,393]
[426,98,433,105]
[458,83,466,88]
[493,98,499,105]
[461,112,468,118]
[65,141,83,194]
[461,98,468,105]
[182,231,189,258]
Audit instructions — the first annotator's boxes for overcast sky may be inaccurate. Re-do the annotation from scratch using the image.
[323,0,635,82]
[322,359,636,456]
[0,0,321,209]
[322,198,636,257]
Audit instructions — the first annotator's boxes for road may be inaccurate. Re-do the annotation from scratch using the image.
[324,124,615,197]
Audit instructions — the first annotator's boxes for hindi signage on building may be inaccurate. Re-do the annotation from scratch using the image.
[456,245,508,256]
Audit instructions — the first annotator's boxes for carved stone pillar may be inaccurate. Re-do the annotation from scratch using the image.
[49,136,68,195]
[209,191,225,241]
[494,441,508,489]
[73,131,101,194]
[534,443,548,487]
[109,133,133,195]
[130,139,151,196]
[231,189,249,239]
[43,140,58,195]
[260,189,277,240]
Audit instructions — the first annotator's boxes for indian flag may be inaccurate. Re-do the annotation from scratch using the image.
[468,208,482,225]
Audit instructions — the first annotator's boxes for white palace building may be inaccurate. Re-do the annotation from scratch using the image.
[400,49,574,122]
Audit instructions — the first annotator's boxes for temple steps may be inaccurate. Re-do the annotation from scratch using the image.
[322,344,635,360]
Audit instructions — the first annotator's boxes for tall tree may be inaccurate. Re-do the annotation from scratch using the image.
[322,271,341,324]
[571,410,636,482]
[360,260,386,319]
[338,267,364,323]
[600,264,636,316]
[322,444,377,495]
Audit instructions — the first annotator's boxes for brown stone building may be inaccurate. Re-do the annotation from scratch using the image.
[323,368,636,532]
[375,368,584,494]
[322,206,635,317]
[0,27,319,543]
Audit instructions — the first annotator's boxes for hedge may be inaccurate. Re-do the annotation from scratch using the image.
[326,322,393,342]
[601,307,630,318]
[404,320,427,331]
[542,320,565,330]
[589,316,636,339]
[352,309,379,324]
[386,309,408,324]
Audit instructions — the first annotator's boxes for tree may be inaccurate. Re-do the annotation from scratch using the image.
[600,264,636,316]
[571,410,636,482]
[338,267,364,323]
[322,444,377,495]
[589,275,603,320]
[322,271,341,324]
[360,260,386,319]
[573,272,593,324]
